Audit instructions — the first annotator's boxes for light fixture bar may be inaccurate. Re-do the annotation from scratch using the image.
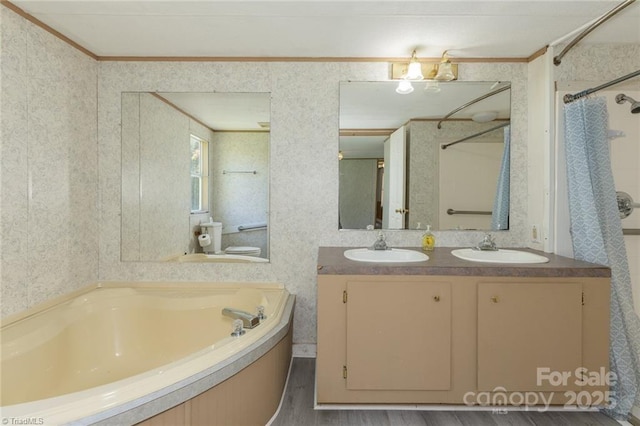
[390,62,458,80]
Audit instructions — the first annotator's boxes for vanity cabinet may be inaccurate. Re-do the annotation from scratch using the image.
[316,248,611,407]
[477,282,582,392]
[346,280,451,391]
[317,274,476,404]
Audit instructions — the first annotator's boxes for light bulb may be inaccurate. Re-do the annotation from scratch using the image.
[405,50,424,80]
[435,62,455,81]
[424,81,441,93]
[396,80,414,94]
[435,51,456,81]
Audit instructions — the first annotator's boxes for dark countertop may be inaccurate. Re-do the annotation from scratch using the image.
[317,247,611,278]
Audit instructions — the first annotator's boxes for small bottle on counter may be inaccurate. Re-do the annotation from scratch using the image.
[422,225,435,251]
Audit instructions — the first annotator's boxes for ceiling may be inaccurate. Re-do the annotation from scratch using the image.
[156,92,271,131]
[8,1,637,156]
[9,1,640,59]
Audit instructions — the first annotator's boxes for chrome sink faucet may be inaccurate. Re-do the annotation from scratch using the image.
[370,231,389,251]
[473,233,498,251]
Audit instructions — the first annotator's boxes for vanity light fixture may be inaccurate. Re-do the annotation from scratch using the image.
[405,50,424,80]
[395,49,422,94]
[424,80,441,93]
[434,51,456,81]
[396,79,415,94]
[338,150,344,160]
[392,50,458,94]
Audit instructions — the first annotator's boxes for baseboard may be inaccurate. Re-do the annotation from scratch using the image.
[292,343,316,358]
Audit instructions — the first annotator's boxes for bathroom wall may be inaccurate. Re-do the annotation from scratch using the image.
[211,131,269,255]
[121,92,214,261]
[0,2,528,340]
[122,92,189,261]
[339,159,378,229]
[439,141,503,230]
[607,88,640,316]
[407,121,439,230]
[0,7,99,317]
[98,61,528,344]
[407,120,505,231]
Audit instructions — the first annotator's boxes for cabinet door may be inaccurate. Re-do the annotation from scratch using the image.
[346,280,451,391]
[477,282,582,391]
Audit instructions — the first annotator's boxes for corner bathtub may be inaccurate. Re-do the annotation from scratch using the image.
[1,282,294,425]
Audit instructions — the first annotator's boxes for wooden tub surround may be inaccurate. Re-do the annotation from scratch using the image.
[316,247,611,409]
[136,325,293,426]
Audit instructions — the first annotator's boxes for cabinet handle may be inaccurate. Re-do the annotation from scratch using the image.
[433,295,440,302]
[491,296,499,303]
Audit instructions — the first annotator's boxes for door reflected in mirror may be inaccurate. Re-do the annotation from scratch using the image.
[339,81,511,231]
[121,92,270,262]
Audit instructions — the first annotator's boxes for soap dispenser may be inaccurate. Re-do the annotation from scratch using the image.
[422,225,435,251]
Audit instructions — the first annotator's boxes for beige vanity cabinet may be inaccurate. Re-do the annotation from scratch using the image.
[345,279,452,391]
[317,274,478,404]
[477,281,582,392]
[477,278,610,396]
[316,248,611,407]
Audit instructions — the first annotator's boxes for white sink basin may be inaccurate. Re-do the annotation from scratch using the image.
[344,248,428,263]
[451,248,549,264]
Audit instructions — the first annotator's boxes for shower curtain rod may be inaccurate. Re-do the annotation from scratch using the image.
[553,0,637,66]
[437,84,510,129]
[563,69,640,104]
[441,122,510,150]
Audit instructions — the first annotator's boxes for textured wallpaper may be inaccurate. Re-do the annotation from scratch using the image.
[121,93,192,261]
[98,61,528,344]
[339,159,378,229]
[1,7,99,317]
[2,6,535,341]
[407,120,504,231]
[211,131,269,254]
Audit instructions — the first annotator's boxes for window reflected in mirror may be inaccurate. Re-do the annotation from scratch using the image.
[339,81,511,231]
[190,134,209,213]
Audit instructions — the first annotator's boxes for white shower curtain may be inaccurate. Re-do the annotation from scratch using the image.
[564,96,640,419]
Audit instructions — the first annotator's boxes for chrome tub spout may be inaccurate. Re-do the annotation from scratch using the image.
[222,308,260,329]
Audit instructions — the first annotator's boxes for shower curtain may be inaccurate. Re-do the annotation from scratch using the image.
[491,126,510,230]
[563,96,640,419]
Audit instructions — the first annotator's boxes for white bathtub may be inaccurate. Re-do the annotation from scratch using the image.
[0,282,294,425]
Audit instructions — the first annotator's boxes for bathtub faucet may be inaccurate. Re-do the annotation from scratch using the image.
[222,308,260,329]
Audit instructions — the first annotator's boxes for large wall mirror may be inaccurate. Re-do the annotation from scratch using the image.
[121,92,270,262]
[339,81,511,231]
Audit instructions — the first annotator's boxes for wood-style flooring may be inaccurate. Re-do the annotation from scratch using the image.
[271,358,621,426]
